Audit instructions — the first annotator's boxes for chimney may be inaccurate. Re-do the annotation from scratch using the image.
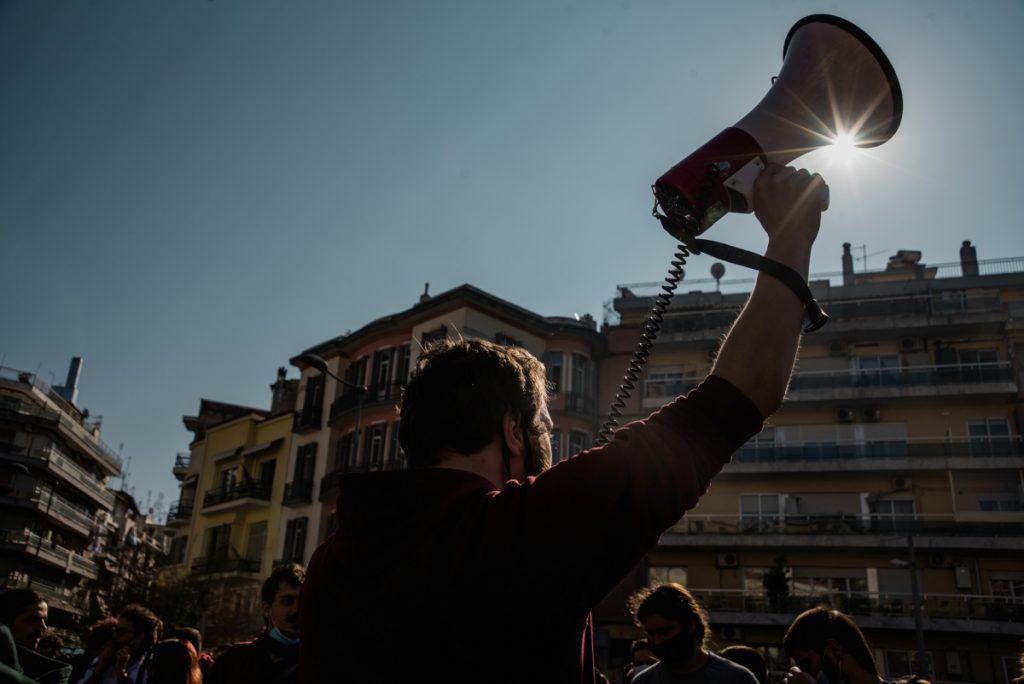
[270,367,288,413]
[841,243,854,286]
[959,240,979,277]
[419,282,431,304]
[62,357,83,405]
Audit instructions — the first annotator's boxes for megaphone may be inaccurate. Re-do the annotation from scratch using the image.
[654,14,902,236]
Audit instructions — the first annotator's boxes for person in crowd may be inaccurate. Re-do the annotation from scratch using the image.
[77,604,162,684]
[627,583,757,684]
[720,645,769,684]
[625,639,658,683]
[69,619,117,684]
[143,640,200,684]
[206,564,302,684]
[782,607,883,684]
[161,631,209,677]
[34,634,63,663]
[0,589,71,684]
[301,163,827,683]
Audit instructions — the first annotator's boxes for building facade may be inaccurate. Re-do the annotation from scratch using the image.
[597,241,1024,683]
[0,358,124,632]
[163,369,298,643]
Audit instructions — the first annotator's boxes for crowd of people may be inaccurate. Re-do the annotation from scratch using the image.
[0,563,302,684]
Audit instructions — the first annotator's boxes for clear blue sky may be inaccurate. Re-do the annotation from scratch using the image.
[2,0,1022,512]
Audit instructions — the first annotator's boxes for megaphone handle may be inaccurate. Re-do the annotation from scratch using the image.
[687,237,829,332]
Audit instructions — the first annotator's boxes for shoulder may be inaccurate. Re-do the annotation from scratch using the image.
[631,662,665,683]
[707,653,759,684]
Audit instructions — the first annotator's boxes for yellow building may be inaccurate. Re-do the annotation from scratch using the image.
[598,242,1024,683]
[164,368,298,643]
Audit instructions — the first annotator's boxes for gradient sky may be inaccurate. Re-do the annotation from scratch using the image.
[2,0,1022,513]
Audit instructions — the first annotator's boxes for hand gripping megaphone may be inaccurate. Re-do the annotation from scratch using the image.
[653,14,903,332]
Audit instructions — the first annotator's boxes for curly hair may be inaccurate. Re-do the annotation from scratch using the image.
[627,583,711,649]
[119,604,163,650]
[398,338,548,468]
[783,607,879,677]
[262,563,305,604]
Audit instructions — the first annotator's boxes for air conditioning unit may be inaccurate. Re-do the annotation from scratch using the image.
[863,408,882,422]
[928,553,954,569]
[716,552,739,568]
[900,337,924,353]
[828,340,852,357]
[955,565,972,590]
[837,408,856,423]
[891,476,913,490]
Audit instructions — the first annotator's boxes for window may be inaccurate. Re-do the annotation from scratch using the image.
[344,356,368,390]
[979,495,1021,512]
[245,521,267,562]
[967,418,1011,456]
[871,499,915,531]
[218,467,238,493]
[645,371,692,399]
[568,430,589,456]
[495,332,523,347]
[647,566,687,588]
[570,354,591,397]
[205,524,231,560]
[364,424,386,469]
[853,355,900,386]
[282,517,308,564]
[545,352,563,393]
[336,432,358,470]
[550,429,562,465]
[421,325,448,347]
[371,348,394,391]
[395,345,411,385]
[257,460,276,493]
[740,494,782,520]
[294,443,317,483]
[169,536,188,564]
[387,422,402,467]
[302,374,325,415]
[957,348,998,365]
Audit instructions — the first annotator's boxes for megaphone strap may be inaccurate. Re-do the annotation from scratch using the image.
[685,236,829,333]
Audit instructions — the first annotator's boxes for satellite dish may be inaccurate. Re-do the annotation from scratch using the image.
[711,262,726,292]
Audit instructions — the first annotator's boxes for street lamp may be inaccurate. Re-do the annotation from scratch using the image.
[297,353,367,469]
[890,534,931,680]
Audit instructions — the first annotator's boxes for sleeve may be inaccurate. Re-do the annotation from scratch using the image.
[480,375,763,612]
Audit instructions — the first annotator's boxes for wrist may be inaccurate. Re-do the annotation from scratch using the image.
[765,239,812,275]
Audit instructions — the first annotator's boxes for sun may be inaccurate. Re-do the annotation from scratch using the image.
[825,132,862,164]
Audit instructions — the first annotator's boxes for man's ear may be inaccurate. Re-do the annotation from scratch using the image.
[262,602,272,621]
[502,412,525,456]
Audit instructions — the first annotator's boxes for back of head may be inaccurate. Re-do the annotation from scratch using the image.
[85,617,118,654]
[720,645,768,684]
[783,607,878,676]
[627,583,711,648]
[399,338,547,467]
[166,627,202,654]
[146,639,200,684]
[119,604,163,650]
[0,589,42,626]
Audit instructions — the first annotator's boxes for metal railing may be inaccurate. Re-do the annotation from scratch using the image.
[292,406,322,432]
[173,453,190,471]
[0,529,99,578]
[687,587,1023,623]
[736,436,1024,462]
[202,482,271,508]
[329,381,404,423]
[283,480,314,506]
[6,576,87,615]
[190,557,261,576]
[167,502,194,521]
[668,514,1024,538]
[787,362,1014,391]
[0,394,122,474]
[28,488,94,534]
[1,445,115,509]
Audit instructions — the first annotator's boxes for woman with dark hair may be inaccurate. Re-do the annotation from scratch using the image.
[144,639,201,684]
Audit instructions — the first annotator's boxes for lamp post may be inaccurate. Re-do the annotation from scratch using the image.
[891,535,931,680]
[297,353,367,470]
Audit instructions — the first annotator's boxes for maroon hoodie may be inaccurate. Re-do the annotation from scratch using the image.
[299,376,762,683]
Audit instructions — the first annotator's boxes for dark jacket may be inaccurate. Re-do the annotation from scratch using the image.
[0,627,70,684]
[206,631,297,684]
[300,377,762,682]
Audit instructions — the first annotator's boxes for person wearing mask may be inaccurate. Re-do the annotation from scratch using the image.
[782,608,884,684]
[0,589,70,684]
[626,639,658,682]
[300,164,828,682]
[143,640,200,684]
[628,584,757,684]
[206,564,302,684]
[77,604,162,684]
[69,620,116,684]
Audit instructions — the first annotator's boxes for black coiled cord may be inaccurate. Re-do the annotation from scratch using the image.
[595,243,690,446]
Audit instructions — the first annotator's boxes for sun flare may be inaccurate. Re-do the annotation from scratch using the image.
[826,132,862,164]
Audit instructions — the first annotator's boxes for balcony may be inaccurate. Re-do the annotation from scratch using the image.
[202,482,271,511]
[292,405,322,433]
[26,488,94,537]
[282,480,314,507]
[167,502,194,524]
[0,445,115,509]
[190,556,261,577]
[786,362,1015,401]
[563,392,597,417]
[0,529,99,579]
[172,452,190,479]
[663,514,1024,549]
[329,381,404,424]
[6,576,87,616]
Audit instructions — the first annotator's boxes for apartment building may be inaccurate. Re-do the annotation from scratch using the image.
[163,368,298,643]
[596,241,1024,683]
[0,358,124,630]
[279,284,604,565]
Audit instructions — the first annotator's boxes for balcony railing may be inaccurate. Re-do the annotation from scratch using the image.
[167,502,194,521]
[668,514,1024,538]
[202,482,272,508]
[0,445,115,509]
[0,529,99,578]
[173,453,190,471]
[292,406,323,433]
[788,362,1014,392]
[282,480,314,506]
[329,381,404,424]
[6,576,87,616]
[190,556,261,576]
[737,436,1024,463]
[688,588,1023,623]
[28,488,94,535]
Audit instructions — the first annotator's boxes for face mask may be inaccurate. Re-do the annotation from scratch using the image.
[650,631,695,665]
[268,620,299,647]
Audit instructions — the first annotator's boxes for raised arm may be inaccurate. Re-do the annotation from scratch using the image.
[712,163,827,417]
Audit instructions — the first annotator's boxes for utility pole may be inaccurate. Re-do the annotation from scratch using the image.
[907,535,931,680]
